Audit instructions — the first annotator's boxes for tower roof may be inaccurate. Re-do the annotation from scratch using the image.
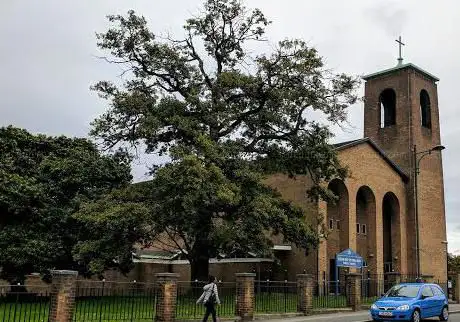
[362,62,439,82]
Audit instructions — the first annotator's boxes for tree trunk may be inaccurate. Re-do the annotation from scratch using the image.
[190,256,210,282]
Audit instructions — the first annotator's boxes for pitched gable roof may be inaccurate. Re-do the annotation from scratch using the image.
[333,138,409,182]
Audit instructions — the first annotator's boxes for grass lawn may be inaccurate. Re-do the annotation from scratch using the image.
[0,293,351,321]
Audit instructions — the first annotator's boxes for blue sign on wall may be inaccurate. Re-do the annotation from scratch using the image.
[336,248,363,269]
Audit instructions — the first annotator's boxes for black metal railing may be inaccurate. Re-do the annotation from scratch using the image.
[361,279,388,304]
[0,284,51,322]
[365,273,422,283]
[74,280,156,321]
[313,281,347,309]
[3,277,411,320]
[176,281,236,319]
[254,280,297,313]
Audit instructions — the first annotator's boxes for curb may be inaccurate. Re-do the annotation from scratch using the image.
[253,309,354,320]
[178,308,460,322]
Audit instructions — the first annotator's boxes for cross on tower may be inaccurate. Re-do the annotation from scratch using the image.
[396,36,405,65]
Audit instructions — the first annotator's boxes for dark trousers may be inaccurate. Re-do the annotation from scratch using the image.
[202,302,217,322]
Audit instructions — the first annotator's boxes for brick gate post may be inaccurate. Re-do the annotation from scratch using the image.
[346,273,361,311]
[235,273,256,321]
[155,273,180,322]
[49,270,78,322]
[297,274,313,315]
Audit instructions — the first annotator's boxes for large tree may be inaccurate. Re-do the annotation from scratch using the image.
[0,126,131,284]
[85,0,359,280]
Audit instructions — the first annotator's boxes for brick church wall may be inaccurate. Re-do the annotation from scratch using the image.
[364,67,447,281]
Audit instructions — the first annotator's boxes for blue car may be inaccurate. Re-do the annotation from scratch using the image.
[370,283,448,321]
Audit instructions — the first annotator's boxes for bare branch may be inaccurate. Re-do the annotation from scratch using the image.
[185,33,213,89]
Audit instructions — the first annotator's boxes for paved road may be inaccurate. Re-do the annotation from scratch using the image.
[259,310,460,322]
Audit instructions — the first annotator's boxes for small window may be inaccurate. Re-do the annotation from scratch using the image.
[421,286,434,298]
[420,90,432,129]
[356,223,360,234]
[361,224,367,235]
[329,219,334,230]
[380,88,397,128]
[336,220,341,230]
[363,260,368,267]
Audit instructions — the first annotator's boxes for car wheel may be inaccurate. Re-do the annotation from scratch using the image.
[439,306,449,321]
[411,309,421,322]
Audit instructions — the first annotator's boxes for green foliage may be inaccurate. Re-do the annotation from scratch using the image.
[81,0,360,279]
[73,183,150,276]
[448,253,460,273]
[0,126,132,283]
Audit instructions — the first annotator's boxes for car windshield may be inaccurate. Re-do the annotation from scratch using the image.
[385,285,421,298]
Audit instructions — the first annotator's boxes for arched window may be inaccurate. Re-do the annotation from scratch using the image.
[379,89,396,128]
[420,90,431,129]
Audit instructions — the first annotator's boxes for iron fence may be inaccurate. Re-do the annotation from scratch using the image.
[361,279,388,304]
[74,281,156,322]
[365,273,425,283]
[4,277,423,321]
[176,281,236,319]
[0,285,51,322]
[313,281,347,308]
[254,280,297,313]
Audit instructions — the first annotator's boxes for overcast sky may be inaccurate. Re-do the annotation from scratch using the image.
[1,0,459,253]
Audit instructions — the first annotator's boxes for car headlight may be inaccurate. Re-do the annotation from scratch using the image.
[396,304,410,311]
[371,304,378,310]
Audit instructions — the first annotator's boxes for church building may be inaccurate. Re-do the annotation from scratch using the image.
[267,52,447,283]
[130,48,447,285]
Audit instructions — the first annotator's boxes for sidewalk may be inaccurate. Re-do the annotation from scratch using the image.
[451,303,460,313]
[251,304,460,322]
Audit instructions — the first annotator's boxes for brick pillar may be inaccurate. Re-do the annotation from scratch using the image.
[49,270,78,322]
[346,273,361,311]
[385,272,401,287]
[453,274,460,304]
[155,273,179,322]
[297,274,313,315]
[235,273,255,321]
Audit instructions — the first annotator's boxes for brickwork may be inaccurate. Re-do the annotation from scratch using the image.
[296,274,313,315]
[263,174,320,280]
[155,273,179,322]
[338,145,408,277]
[49,270,78,322]
[346,273,361,311]
[326,179,350,281]
[363,66,446,281]
[235,273,255,321]
[269,143,408,282]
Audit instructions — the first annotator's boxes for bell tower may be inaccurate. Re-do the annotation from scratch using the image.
[362,39,447,280]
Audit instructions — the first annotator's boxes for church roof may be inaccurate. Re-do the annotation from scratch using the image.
[362,62,439,82]
[333,138,409,182]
